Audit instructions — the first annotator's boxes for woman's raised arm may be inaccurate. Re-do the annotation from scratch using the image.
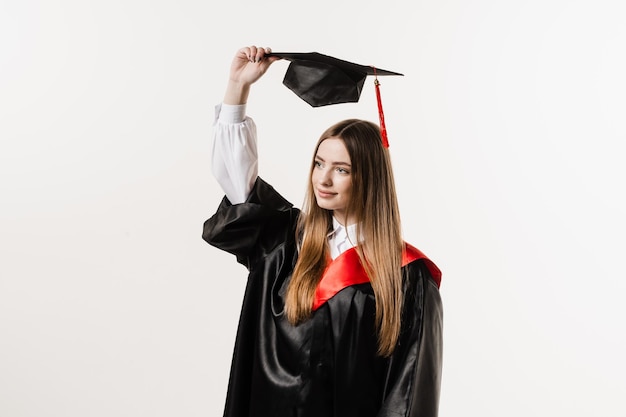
[212,46,279,204]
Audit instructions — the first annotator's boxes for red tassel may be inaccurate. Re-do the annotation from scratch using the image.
[372,67,389,148]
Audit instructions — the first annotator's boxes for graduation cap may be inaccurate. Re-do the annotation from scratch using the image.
[267,52,403,147]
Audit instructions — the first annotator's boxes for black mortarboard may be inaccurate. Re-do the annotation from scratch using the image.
[267,52,403,107]
[267,52,403,147]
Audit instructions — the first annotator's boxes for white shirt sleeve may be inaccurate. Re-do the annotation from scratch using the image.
[212,103,259,204]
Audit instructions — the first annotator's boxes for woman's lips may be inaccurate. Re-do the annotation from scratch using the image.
[316,189,336,198]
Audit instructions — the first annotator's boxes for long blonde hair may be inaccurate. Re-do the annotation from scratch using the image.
[285,119,404,357]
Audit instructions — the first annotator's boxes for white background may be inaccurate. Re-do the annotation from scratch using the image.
[1,1,625,416]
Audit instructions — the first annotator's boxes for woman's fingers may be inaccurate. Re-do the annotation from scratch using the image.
[228,45,278,87]
[240,45,273,63]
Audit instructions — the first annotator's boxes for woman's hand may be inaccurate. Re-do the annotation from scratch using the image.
[224,46,279,105]
[230,46,277,85]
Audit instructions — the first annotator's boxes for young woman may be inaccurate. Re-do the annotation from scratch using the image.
[203,46,443,417]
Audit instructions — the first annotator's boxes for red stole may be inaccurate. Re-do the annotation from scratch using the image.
[312,243,441,311]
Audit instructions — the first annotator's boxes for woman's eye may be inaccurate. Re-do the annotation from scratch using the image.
[337,167,349,174]
[314,161,322,168]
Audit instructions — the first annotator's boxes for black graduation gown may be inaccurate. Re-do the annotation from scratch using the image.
[203,177,443,417]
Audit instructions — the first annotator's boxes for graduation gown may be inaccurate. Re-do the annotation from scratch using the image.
[203,177,443,417]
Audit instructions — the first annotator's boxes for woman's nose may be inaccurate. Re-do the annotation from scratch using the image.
[318,169,332,185]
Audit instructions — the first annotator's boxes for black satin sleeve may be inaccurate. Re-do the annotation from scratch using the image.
[379,260,444,417]
[202,177,300,270]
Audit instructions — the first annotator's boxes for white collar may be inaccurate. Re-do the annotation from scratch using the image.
[328,217,360,259]
[330,217,358,237]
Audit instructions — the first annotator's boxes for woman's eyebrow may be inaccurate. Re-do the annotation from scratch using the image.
[315,155,352,167]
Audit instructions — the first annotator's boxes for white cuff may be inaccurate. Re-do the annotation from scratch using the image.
[215,103,247,124]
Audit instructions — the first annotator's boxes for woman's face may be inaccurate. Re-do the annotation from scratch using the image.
[312,137,353,225]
